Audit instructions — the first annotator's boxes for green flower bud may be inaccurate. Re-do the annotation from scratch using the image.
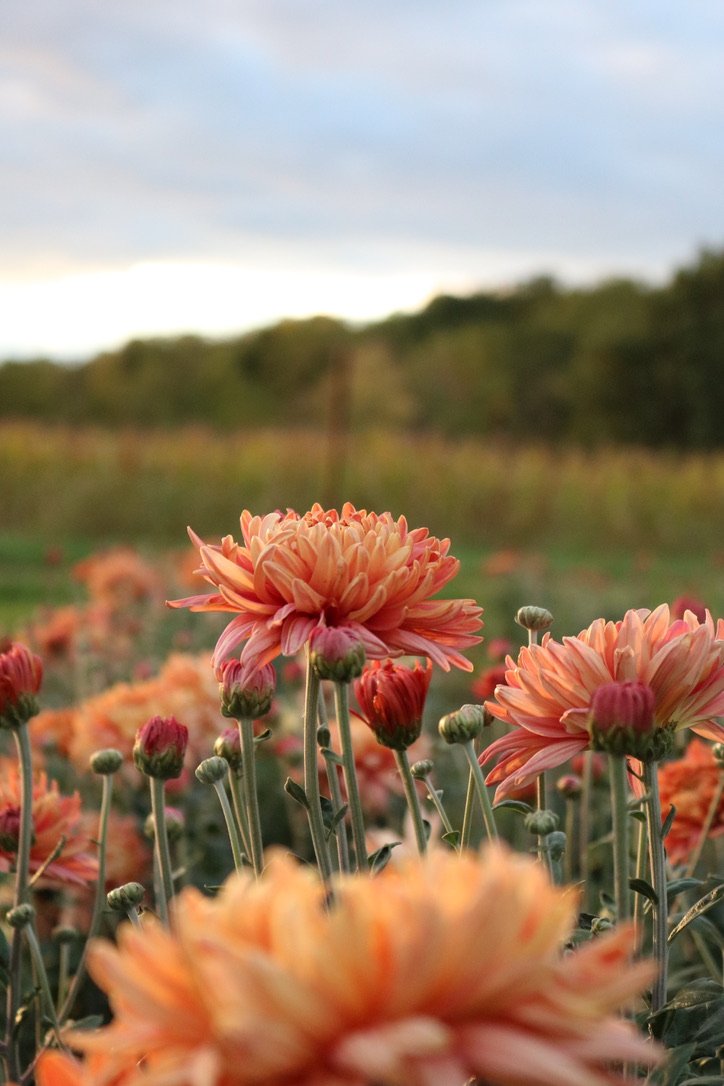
[524,809,560,836]
[214,727,243,773]
[438,704,488,745]
[410,759,435,780]
[107,882,145,911]
[546,830,567,862]
[7,903,35,928]
[515,606,554,633]
[90,748,124,775]
[195,756,229,785]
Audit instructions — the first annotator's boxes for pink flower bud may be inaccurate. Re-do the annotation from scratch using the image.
[133,716,189,780]
[354,659,432,751]
[217,660,276,720]
[589,682,672,761]
[309,625,366,682]
[0,640,43,729]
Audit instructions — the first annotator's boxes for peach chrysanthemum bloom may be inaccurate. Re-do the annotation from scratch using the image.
[0,758,97,887]
[656,739,724,866]
[73,547,163,610]
[482,604,724,801]
[168,503,483,679]
[73,847,659,1086]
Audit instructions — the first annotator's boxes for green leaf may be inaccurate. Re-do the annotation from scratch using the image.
[629,877,658,904]
[668,884,724,944]
[666,877,704,903]
[367,843,400,875]
[283,777,310,810]
[253,728,272,745]
[65,1014,105,1032]
[660,803,677,840]
[629,810,647,823]
[649,979,724,1049]
[441,830,461,849]
[492,799,533,814]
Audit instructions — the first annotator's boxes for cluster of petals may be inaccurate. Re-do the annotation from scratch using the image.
[71,846,657,1086]
[655,739,724,866]
[0,639,42,722]
[482,604,724,801]
[168,503,483,680]
[0,758,97,887]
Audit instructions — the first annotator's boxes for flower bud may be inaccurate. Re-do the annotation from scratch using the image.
[546,830,567,862]
[107,882,145,911]
[7,903,35,928]
[712,743,724,768]
[438,704,488,745]
[515,606,553,633]
[354,659,432,752]
[52,925,78,945]
[556,774,583,800]
[90,748,124,776]
[218,660,276,720]
[410,759,434,780]
[0,640,43,729]
[214,726,243,773]
[144,806,185,842]
[0,805,24,852]
[588,681,672,761]
[524,809,560,836]
[133,716,188,780]
[309,625,366,682]
[195,756,228,785]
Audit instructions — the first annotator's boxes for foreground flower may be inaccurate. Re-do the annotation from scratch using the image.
[0,759,97,887]
[656,739,724,866]
[355,658,432,751]
[0,639,43,729]
[168,503,483,678]
[72,846,657,1086]
[483,605,724,801]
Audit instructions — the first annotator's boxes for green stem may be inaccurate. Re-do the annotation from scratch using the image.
[213,780,246,874]
[462,740,498,841]
[460,766,476,849]
[23,924,67,1052]
[609,755,631,922]
[633,810,648,938]
[321,747,350,873]
[228,771,252,860]
[149,777,174,926]
[333,681,368,870]
[643,761,669,1014]
[421,775,455,837]
[59,772,114,1024]
[564,799,576,883]
[579,749,594,911]
[302,658,333,882]
[394,750,428,855]
[4,722,35,1082]
[238,717,264,876]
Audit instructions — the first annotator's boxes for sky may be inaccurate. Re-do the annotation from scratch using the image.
[2,0,723,359]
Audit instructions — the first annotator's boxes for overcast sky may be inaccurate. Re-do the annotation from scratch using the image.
[2,0,723,358]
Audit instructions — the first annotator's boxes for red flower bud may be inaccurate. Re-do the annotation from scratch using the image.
[217,660,276,720]
[354,659,432,751]
[0,640,43,729]
[133,716,189,780]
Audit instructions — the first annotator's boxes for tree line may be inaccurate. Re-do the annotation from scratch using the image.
[1,248,723,449]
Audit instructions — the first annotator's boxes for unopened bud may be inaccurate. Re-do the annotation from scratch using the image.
[90,748,124,775]
[588,682,672,761]
[0,641,43,729]
[557,774,583,800]
[195,756,228,785]
[515,606,553,633]
[438,704,488,745]
[214,727,243,773]
[107,882,145,911]
[53,925,78,945]
[218,660,276,720]
[524,809,559,836]
[546,830,567,862]
[0,805,23,852]
[410,759,435,780]
[309,626,366,682]
[144,806,185,842]
[7,903,35,928]
[712,743,724,768]
[316,725,331,749]
[133,716,188,780]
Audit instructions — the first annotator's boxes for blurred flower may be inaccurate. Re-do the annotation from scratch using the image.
[0,640,43,729]
[73,847,658,1086]
[656,739,724,866]
[326,714,430,817]
[73,547,163,610]
[169,502,482,678]
[670,595,708,623]
[355,658,432,751]
[0,759,97,887]
[471,662,509,701]
[483,605,724,801]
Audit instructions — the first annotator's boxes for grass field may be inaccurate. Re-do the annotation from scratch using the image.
[1,421,723,641]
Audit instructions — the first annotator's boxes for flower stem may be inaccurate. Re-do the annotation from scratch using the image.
[643,761,669,1013]
[228,771,252,861]
[321,745,351,873]
[394,750,428,855]
[303,658,333,882]
[579,749,594,910]
[632,810,648,938]
[149,777,174,926]
[460,765,476,849]
[609,754,631,922]
[462,740,498,841]
[23,924,67,1052]
[212,779,246,874]
[420,773,455,837]
[4,722,35,1082]
[238,717,264,876]
[59,771,114,1024]
[333,681,368,870]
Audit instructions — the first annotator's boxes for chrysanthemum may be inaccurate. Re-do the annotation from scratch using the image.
[482,605,724,801]
[0,759,98,887]
[73,846,658,1086]
[656,739,724,866]
[168,503,482,678]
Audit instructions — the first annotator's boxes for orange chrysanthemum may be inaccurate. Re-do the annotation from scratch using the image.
[656,739,724,866]
[168,503,483,679]
[73,847,658,1086]
[482,605,724,801]
[0,759,97,887]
